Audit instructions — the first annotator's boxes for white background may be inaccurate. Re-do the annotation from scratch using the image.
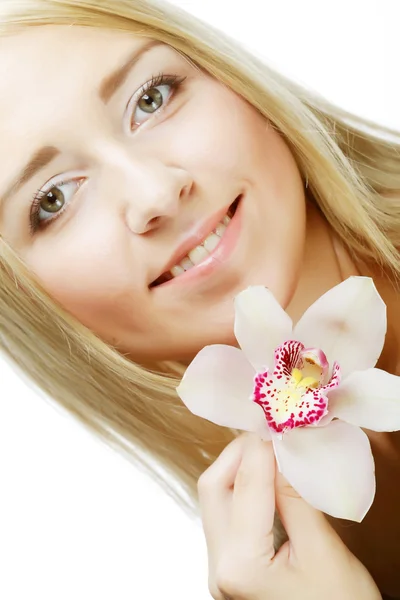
[0,1,398,598]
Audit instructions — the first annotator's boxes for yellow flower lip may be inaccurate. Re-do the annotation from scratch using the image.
[253,340,340,435]
[291,368,319,389]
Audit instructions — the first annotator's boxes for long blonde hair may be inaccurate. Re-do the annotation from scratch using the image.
[1,0,399,521]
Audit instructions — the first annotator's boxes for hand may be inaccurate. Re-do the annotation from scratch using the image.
[198,432,382,600]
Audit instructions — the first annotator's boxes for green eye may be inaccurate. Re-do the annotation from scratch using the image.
[129,73,187,129]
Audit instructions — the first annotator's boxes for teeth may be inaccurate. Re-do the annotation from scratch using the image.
[215,222,227,237]
[188,245,210,265]
[170,265,185,277]
[180,257,194,271]
[166,210,234,280]
[203,232,221,253]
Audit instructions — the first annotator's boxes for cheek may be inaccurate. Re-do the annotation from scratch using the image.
[180,85,307,308]
[25,235,149,342]
[172,84,251,176]
[262,145,307,307]
[240,112,307,308]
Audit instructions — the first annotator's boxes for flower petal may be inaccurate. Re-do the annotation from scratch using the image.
[293,277,386,378]
[328,368,400,431]
[177,344,270,436]
[234,286,293,371]
[272,420,375,521]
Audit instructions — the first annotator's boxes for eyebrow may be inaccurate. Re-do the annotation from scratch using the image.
[99,38,162,103]
[0,38,163,211]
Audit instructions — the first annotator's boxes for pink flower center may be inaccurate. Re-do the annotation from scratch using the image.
[253,340,341,435]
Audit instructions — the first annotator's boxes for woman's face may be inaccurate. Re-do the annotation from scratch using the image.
[0,25,306,362]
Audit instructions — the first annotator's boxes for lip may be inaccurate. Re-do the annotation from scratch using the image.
[150,194,243,289]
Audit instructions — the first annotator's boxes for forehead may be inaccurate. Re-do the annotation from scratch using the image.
[0,25,143,74]
[0,25,146,113]
[0,26,169,172]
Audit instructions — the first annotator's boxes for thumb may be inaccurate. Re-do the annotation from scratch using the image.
[275,469,342,556]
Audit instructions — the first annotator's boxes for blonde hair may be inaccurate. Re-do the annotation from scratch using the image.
[1,0,400,525]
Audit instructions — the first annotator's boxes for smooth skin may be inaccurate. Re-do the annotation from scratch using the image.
[0,24,399,597]
[200,433,381,600]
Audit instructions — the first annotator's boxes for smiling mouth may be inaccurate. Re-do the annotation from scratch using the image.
[149,196,241,288]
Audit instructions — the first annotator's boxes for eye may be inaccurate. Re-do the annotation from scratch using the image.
[29,178,84,235]
[28,73,187,236]
[128,73,187,130]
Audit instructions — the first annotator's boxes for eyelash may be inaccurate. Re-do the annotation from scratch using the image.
[29,72,187,235]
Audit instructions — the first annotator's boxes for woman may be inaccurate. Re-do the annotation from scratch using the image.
[0,0,398,597]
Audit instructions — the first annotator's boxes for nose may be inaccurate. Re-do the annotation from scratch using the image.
[98,148,193,234]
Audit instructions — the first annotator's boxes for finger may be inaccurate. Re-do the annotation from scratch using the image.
[275,469,343,558]
[230,433,276,560]
[198,434,246,554]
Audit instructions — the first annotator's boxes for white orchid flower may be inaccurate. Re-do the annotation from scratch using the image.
[177,277,400,522]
